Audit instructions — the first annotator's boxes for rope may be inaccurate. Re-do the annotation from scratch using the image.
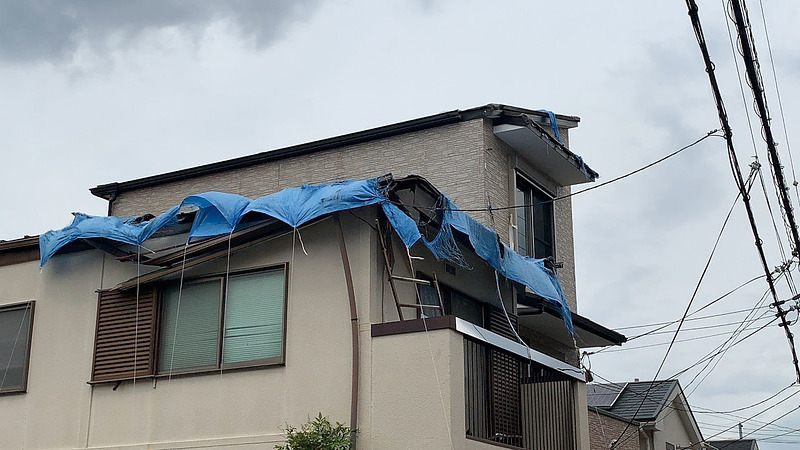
[407,247,454,450]
[168,240,190,383]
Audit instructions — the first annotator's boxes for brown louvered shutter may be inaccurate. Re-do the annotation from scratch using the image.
[91,288,157,381]
[488,307,522,446]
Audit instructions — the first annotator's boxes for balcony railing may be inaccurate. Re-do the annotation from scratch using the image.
[464,337,577,450]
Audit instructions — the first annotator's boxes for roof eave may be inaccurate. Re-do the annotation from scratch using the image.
[90,104,591,199]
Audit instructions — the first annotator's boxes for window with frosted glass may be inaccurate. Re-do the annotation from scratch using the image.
[157,266,286,374]
[223,270,285,365]
[0,301,34,394]
[159,279,222,374]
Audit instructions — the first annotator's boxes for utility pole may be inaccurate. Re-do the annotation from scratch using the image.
[685,0,800,382]
[728,0,800,382]
[728,0,800,256]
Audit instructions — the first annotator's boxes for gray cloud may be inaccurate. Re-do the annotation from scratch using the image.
[0,0,321,63]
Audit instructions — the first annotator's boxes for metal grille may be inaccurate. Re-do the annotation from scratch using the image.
[490,349,522,446]
[464,337,577,449]
[464,338,490,439]
[521,365,576,450]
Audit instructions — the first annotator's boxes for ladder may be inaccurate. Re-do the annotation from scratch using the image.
[376,221,445,321]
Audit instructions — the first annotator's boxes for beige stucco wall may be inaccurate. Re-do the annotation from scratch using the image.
[0,206,590,449]
[0,251,103,449]
[87,214,375,448]
[0,214,374,449]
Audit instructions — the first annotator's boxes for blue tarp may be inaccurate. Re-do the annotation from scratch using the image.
[39,176,572,333]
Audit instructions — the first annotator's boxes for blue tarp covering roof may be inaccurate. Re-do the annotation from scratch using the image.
[39,176,572,333]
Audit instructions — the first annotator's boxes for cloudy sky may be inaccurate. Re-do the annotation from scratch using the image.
[2,1,800,447]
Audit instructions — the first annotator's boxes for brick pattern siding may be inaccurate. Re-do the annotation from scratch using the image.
[111,116,578,311]
[588,408,640,450]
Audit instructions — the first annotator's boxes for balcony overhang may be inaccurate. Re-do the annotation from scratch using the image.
[518,297,626,349]
[493,122,597,186]
[371,315,585,381]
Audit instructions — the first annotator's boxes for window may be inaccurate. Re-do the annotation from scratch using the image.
[91,265,286,382]
[514,175,554,259]
[418,278,485,327]
[158,268,286,374]
[666,444,676,450]
[0,301,34,394]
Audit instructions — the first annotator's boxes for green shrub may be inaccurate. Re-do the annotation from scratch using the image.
[275,413,355,450]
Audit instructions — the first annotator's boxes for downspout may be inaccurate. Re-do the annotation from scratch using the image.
[639,426,652,450]
[333,213,359,447]
[106,190,119,217]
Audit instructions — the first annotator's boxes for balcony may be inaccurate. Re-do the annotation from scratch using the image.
[371,316,587,450]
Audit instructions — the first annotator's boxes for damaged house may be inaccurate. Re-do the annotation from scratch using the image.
[0,104,625,450]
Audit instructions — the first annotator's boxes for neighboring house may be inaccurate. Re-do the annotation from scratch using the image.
[0,104,625,449]
[706,439,759,450]
[587,380,704,450]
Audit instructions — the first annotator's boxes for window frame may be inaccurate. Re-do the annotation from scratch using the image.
[415,273,487,328]
[155,263,289,376]
[0,300,35,395]
[514,172,556,260]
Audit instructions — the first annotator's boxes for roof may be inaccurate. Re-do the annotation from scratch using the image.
[89,104,598,200]
[587,382,627,408]
[588,380,679,421]
[706,439,758,450]
[518,295,627,348]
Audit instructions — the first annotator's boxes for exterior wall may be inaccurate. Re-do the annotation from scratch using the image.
[0,214,374,449]
[587,409,640,450]
[110,116,579,312]
[0,252,102,449]
[111,120,487,219]
[1,205,591,449]
[481,120,578,312]
[87,217,359,448]
[652,391,700,450]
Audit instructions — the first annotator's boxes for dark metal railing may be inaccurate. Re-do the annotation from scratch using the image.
[464,338,577,449]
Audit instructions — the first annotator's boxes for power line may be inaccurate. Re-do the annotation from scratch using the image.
[608,150,758,446]
[399,129,722,214]
[686,0,800,383]
[600,320,773,353]
[614,304,769,331]
[704,382,796,414]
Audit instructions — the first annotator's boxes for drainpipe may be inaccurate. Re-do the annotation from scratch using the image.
[639,426,652,450]
[106,190,118,217]
[334,213,359,447]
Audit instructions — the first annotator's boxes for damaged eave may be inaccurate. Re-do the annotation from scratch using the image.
[493,115,598,186]
[0,236,40,266]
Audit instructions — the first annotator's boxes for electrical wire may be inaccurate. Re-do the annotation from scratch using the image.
[394,129,722,214]
[614,304,769,331]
